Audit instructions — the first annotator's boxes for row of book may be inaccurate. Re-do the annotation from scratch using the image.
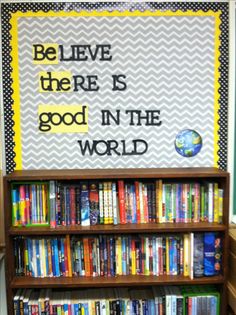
[12,180,224,227]
[12,183,49,226]
[13,286,220,315]
[14,232,221,279]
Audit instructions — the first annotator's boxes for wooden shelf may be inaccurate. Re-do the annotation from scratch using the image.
[9,222,227,235]
[4,167,229,181]
[4,167,229,314]
[11,275,225,289]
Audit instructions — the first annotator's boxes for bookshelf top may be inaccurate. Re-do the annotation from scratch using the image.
[4,167,229,181]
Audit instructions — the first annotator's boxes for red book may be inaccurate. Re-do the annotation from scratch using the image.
[159,239,163,275]
[135,181,141,224]
[142,184,148,223]
[118,180,126,224]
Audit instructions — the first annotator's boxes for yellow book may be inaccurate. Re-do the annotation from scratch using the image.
[214,183,219,223]
[131,239,136,275]
[24,245,29,275]
[103,182,109,224]
[219,188,223,223]
[43,239,48,277]
[183,234,189,277]
[19,185,26,225]
[107,181,113,224]
[145,237,150,276]
[166,237,170,275]
[116,236,122,275]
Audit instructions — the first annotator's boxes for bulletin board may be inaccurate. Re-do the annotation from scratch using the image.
[1,2,228,173]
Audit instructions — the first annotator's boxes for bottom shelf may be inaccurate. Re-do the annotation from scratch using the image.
[11,274,225,288]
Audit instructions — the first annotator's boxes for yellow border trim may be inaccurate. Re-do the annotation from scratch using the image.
[214,12,221,168]
[10,9,221,170]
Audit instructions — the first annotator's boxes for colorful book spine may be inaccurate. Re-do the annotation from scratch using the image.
[112,182,118,225]
[99,183,104,225]
[118,181,126,224]
[89,182,99,225]
[49,181,56,228]
[208,183,214,223]
[80,182,90,226]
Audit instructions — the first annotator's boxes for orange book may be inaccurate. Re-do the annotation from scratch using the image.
[66,235,72,277]
[88,238,94,277]
[83,237,91,276]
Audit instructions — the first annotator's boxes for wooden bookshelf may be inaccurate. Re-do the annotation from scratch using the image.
[4,168,229,314]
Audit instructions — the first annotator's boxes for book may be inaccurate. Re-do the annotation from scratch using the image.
[204,232,216,276]
[80,182,90,226]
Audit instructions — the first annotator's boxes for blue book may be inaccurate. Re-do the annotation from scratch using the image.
[204,232,215,276]
[27,238,33,276]
[31,185,37,224]
[169,237,174,275]
[122,237,126,275]
[110,236,115,277]
[172,238,178,275]
[65,186,71,225]
[74,302,79,315]
[35,239,41,277]
[210,296,217,315]
[53,238,60,277]
[51,239,56,276]
[131,184,137,223]
[80,182,90,226]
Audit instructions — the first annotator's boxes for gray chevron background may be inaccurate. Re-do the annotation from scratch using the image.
[18,15,216,169]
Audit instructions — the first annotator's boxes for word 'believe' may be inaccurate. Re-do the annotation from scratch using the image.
[33,44,112,64]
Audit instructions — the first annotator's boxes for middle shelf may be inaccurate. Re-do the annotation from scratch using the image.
[11,274,225,288]
[9,222,227,235]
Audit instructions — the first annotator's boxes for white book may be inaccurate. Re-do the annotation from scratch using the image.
[208,183,214,222]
